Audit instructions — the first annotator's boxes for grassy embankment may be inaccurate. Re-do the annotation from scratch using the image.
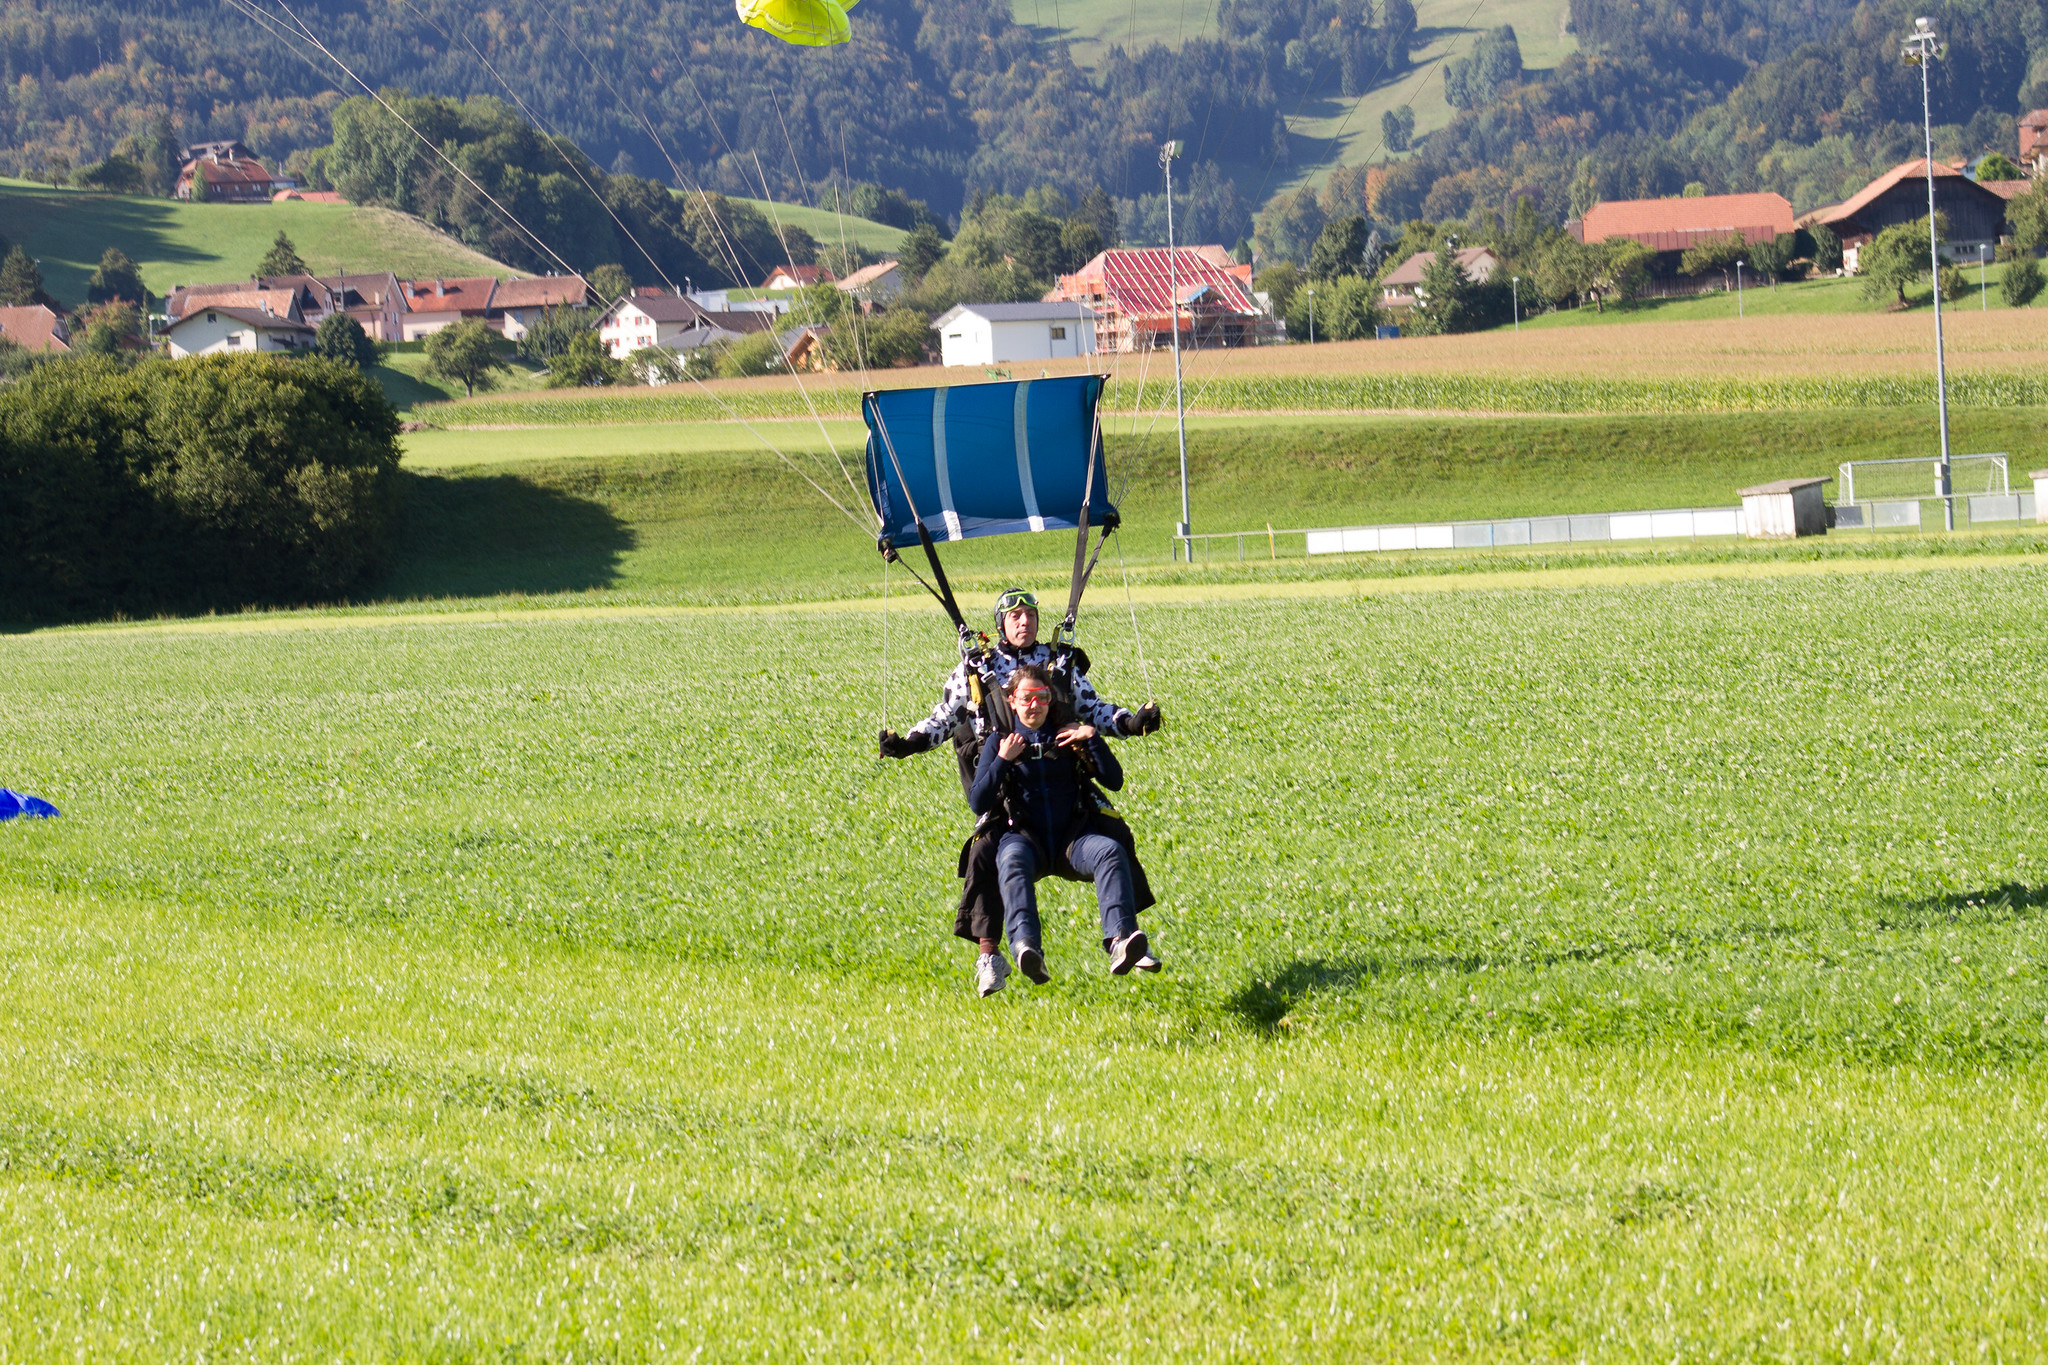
[379,309,2048,607]
[5,563,2048,1355]
[388,407,2048,609]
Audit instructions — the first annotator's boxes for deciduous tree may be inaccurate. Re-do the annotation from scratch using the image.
[423,319,509,397]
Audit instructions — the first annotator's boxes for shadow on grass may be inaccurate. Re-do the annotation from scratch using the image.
[1222,885,2048,1037]
[1876,881,2048,929]
[377,468,635,600]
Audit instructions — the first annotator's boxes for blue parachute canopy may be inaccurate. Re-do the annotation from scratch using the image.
[863,376,1115,549]
[0,789,58,819]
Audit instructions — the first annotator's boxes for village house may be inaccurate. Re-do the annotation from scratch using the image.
[1799,160,2009,271]
[2020,109,2048,177]
[760,264,834,290]
[1378,245,1501,308]
[161,304,315,357]
[1046,247,1266,351]
[1565,192,1795,293]
[175,141,276,202]
[398,277,497,339]
[834,260,904,303]
[931,302,1097,366]
[0,304,70,353]
[596,289,775,361]
[488,275,591,340]
[165,273,409,341]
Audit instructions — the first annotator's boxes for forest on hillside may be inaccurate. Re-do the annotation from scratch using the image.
[0,0,2044,263]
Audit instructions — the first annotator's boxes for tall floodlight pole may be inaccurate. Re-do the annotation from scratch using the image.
[1906,16,1954,529]
[1161,139,1190,559]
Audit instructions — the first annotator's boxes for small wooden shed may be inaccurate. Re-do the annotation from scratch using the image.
[1738,477,1830,539]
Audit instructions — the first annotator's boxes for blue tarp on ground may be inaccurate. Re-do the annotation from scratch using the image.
[0,789,58,819]
[862,376,1116,549]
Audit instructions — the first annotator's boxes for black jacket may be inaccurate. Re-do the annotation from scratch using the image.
[953,728,1153,942]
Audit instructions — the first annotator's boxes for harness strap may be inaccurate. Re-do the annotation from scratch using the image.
[1059,403,1103,640]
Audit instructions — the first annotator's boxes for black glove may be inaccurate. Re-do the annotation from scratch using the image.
[878,728,932,759]
[1117,703,1162,736]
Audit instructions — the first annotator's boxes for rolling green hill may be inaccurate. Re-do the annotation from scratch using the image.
[732,197,909,255]
[0,180,513,307]
[1016,0,1580,199]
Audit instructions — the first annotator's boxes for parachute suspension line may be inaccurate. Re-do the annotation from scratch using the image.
[881,551,890,734]
[867,394,969,636]
[238,0,876,549]
[833,127,875,390]
[1114,527,1155,703]
[394,0,683,298]
[1060,401,1104,638]
[261,0,580,279]
[745,150,868,510]
[533,8,867,523]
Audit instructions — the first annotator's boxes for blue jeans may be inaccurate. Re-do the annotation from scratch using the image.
[995,830,1139,952]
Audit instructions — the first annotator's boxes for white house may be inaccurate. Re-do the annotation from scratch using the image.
[161,305,315,358]
[598,293,705,360]
[598,291,777,361]
[931,302,1097,367]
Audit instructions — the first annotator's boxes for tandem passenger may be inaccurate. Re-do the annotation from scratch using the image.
[959,663,1159,997]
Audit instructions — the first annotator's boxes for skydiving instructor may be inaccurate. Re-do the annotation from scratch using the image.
[877,588,1161,771]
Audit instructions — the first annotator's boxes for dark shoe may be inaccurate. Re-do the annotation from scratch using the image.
[1109,931,1149,976]
[1016,943,1051,985]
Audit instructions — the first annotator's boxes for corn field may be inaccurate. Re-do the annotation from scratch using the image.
[432,370,2048,428]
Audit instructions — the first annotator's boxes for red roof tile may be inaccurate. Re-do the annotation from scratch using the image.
[0,305,68,353]
[490,276,589,310]
[1578,193,1794,250]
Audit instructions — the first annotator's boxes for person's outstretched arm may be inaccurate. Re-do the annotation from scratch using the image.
[1071,669,1161,737]
[882,660,974,756]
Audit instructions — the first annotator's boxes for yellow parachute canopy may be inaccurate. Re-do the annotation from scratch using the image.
[735,0,859,46]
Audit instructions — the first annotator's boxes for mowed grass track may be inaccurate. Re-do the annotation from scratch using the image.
[4,565,2048,1356]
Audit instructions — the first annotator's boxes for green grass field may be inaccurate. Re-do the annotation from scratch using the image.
[10,387,2048,1355]
[6,555,2048,1355]
[0,180,512,307]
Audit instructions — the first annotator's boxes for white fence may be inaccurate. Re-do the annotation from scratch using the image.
[1302,506,1742,556]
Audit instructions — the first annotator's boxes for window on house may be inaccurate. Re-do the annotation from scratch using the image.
[1050,326,1067,340]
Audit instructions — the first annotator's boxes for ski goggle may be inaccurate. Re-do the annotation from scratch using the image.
[994,590,1039,615]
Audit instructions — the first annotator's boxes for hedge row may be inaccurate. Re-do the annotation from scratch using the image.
[0,355,403,621]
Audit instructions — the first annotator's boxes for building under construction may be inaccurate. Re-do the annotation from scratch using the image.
[1047,246,1276,351]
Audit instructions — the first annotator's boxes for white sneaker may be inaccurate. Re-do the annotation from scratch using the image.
[976,951,1011,997]
[1109,931,1150,976]
[1134,953,1161,973]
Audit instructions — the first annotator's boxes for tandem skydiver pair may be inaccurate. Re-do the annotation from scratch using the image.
[880,588,1164,997]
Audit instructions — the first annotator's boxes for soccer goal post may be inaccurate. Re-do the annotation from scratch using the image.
[1836,453,2010,504]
